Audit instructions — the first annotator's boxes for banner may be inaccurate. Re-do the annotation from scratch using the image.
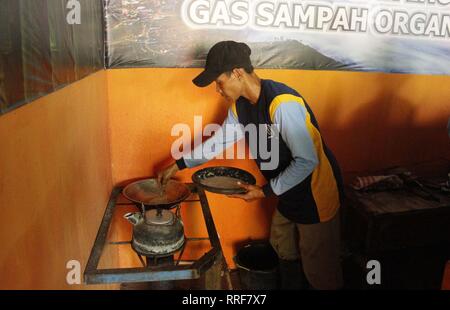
[105,0,450,75]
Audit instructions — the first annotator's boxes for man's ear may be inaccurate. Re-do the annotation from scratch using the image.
[233,68,243,79]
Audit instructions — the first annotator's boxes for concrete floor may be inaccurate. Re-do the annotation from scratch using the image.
[120,248,448,290]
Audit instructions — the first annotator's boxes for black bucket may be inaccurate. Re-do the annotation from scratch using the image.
[234,240,279,290]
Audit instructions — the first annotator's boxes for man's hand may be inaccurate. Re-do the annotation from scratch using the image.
[157,162,179,185]
[228,182,265,202]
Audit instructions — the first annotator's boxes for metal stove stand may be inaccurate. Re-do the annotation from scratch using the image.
[84,183,231,289]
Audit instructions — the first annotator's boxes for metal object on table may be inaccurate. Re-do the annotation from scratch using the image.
[192,166,256,194]
[84,183,231,288]
[397,171,441,202]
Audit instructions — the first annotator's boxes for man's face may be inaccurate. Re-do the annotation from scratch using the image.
[214,71,242,102]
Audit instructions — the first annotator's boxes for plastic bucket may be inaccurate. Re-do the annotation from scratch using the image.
[234,240,279,290]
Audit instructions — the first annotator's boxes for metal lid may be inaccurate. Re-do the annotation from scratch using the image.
[144,209,174,225]
[122,178,190,210]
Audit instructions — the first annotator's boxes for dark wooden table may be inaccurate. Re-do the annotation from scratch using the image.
[342,178,450,289]
[343,184,450,253]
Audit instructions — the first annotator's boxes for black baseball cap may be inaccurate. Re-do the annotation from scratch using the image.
[193,41,253,87]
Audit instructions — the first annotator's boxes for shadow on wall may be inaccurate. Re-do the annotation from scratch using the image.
[310,73,450,182]
[231,194,278,248]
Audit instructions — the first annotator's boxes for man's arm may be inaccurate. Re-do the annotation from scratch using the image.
[176,105,244,170]
[262,100,319,197]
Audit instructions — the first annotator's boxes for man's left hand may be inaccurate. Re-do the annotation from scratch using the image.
[228,182,265,202]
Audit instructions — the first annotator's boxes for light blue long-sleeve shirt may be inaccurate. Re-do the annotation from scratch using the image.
[180,102,318,196]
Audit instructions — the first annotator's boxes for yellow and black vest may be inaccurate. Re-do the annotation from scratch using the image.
[233,79,343,224]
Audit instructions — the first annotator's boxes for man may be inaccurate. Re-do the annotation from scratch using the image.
[158,41,344,290]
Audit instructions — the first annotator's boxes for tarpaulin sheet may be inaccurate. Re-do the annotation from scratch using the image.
[0,0,104,115]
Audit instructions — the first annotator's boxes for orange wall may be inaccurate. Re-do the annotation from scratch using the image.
[0,71,117,289]
[0,67,448,288]
[106,68,450,268]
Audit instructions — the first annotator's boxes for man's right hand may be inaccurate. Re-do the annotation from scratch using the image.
[157,162,179,185]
